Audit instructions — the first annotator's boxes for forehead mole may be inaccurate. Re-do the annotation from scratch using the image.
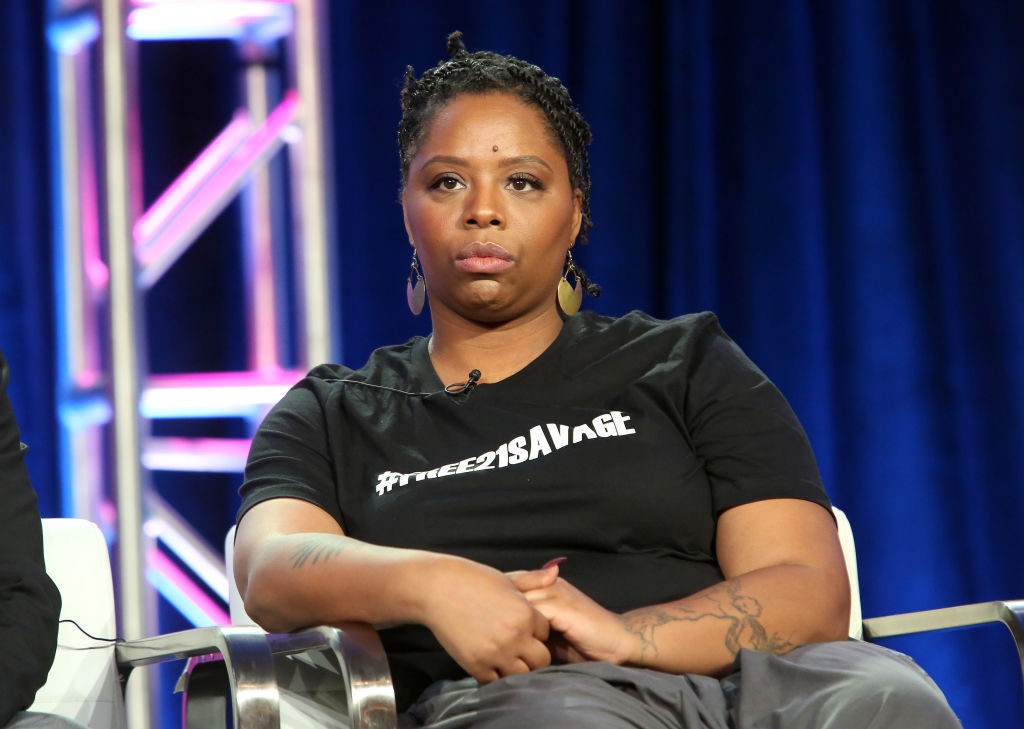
[492,145,499,153]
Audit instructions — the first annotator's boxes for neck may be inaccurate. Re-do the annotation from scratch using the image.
[427,308,565,385]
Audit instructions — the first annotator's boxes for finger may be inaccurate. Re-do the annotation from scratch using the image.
[526,597,581,636]
[531,605,551,642]
[521,638,552,671]
[474,667,501,684]
[562,644,588,664]
[523,588,561,612]
[508,566,559,592]
[497,656,535,678]
[547,633,574,663]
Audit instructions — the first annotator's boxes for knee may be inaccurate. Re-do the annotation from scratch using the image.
[820,644,961,728]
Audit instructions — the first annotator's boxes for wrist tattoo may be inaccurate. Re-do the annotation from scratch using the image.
[623,580,794,664]
[290,538,345,568]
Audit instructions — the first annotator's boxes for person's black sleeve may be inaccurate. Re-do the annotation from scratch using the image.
[0,349,62,724]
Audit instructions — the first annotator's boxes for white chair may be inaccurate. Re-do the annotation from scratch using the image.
[834,508,1024,669]
[29,518,125,728]
[31,518,358,729]
[221,509,1024,728]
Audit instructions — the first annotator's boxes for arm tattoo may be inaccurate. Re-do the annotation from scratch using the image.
[290,537,345,568]
[623,579,794,665]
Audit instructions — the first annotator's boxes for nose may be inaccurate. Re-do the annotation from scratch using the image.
[463,185,505,229]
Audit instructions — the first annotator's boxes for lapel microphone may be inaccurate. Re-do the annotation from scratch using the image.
[445,369,481,396]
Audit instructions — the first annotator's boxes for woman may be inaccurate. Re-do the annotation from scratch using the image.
[234,33,960,728]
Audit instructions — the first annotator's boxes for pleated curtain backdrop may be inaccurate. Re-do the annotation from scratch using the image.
[3,2,1021,726]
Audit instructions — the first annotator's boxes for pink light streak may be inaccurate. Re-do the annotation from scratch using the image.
[134,92,300,289]
[143,437,251,473]
[134,112,251,246]
[142,368,305,418]
[127,1,294,42]
[147,547,231,627]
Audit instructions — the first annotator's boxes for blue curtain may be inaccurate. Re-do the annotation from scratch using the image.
[3,1,1021,725]
[1,1,56,493]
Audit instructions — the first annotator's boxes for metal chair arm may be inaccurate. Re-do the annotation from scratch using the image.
[171,622,397,729]
[116,625,280,729]
[862,599,1024,693]
[265,623,396,729]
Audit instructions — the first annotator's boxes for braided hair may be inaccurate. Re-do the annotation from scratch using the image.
[399,31,595,248]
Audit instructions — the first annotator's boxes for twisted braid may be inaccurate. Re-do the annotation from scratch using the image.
[398,31,594,243]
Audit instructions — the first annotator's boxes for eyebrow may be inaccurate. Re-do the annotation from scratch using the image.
[416,154,554,173]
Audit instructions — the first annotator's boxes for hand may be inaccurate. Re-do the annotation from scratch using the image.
[509,565,638,666]
[420,557,552,683]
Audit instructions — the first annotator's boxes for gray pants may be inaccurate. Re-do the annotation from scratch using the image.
[400,640,961,728]
[3,714,90,729]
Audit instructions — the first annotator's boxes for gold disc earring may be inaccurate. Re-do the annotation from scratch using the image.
[557,251,583,317]
[407,250,426,316]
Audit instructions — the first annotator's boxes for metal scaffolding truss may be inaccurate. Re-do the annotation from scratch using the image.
[46,3,336,722]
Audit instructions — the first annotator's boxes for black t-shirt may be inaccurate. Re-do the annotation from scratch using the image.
[239,310,830,706]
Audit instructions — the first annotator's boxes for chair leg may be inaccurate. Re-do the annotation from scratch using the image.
[266,625,396,729]
[180,657,229,729]
[118,626,282,729]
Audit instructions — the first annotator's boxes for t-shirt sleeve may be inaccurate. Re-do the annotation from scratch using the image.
[682,316,831,516]
[237,372,346,527]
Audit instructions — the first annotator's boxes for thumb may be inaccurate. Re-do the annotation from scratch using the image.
[507,558,564,591]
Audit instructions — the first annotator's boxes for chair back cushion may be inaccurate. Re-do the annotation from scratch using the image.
[832,507,864,639]
[31,519,126,729]
[225,525,257,626]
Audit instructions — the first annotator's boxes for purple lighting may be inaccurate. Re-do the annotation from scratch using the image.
[142,369,304,418]
[143,437,251,473]
[135,93,300,289]
[133,112,251,250]
[147,548,230,627]
[127,0,294,42]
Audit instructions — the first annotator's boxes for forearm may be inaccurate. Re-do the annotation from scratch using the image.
[240,531,452,632]
[620,564,850,676]
[241,529,553,682]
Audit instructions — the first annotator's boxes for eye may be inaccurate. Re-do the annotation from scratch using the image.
[507,174,544,192]
[430,175,465,191]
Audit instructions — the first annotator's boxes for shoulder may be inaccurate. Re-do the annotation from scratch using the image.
[565,309,731,362]
[571,309,723,341]
[299,337,425,392]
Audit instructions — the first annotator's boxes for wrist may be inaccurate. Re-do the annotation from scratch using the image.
[618,611,654,667]
[406,552,474,627]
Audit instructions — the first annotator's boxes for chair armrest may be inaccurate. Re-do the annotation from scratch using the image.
[173,622,397,729]
[862,599,1024,692]
[115,625,280,729]
[265,623,396,729]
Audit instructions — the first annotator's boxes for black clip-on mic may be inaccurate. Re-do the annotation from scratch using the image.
[444,369,481,396]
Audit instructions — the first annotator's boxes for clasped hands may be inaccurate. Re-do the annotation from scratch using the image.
[422,556,637,685]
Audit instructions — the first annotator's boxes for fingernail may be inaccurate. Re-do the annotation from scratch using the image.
[541,556,567,569]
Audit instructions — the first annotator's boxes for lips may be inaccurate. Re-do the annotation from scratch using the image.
[455,242,515,274]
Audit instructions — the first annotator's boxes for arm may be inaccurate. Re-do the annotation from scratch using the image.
[234,497,551,683]
[0,350,62,724]
[516,498,850,676]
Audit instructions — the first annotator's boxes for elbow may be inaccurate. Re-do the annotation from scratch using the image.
[816,574,853,643]
[240,577,304,633]
[237,560,307,633]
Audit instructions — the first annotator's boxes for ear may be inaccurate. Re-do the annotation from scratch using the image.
[401,191,415,245]
[569,188,583,246]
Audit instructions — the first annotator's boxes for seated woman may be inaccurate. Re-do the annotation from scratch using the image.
[233,32,961,728]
